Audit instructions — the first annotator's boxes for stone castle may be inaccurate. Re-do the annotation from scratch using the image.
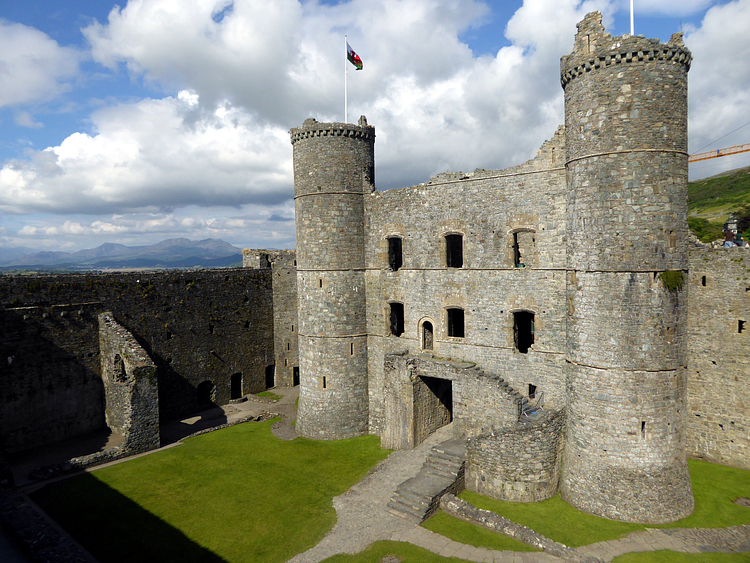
[0,13,748,525]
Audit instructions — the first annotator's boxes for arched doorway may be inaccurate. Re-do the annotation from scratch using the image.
[197,380,215,406]
[422,321,434,350]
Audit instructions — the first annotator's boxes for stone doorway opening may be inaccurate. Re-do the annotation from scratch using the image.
[265,365,275,389]
[197,380,215,406]
[230,373,243,400]
[414,376,453,446]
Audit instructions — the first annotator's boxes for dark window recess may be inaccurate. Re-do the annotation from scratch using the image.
[230,373,243,400]
[514,311,534,353]
[701,275,706,286]
[513,232,522,267]
[388,237,403,271]
[390,303,404,337]
[641,421,646,438]
[293,367,300,386]
[322,376,327,389]
[528,384,537,399]
[265,365,275,389]
[445,234,463,268]
[447,308,465,338]
[423,321,434,350]
[740,320,746,334]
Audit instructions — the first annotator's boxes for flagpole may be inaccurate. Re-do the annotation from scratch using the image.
[344,35,348,123]
[630,0,634,35]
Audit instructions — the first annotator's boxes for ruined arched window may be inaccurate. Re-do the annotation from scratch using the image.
[422,320,434,350]
[113,354,127,383]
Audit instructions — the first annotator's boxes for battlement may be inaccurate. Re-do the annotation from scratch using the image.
[560,11,691,88]
[290,116,375,145]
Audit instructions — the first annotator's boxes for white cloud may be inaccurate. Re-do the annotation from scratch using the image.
[0,91,292,215]
[0,20,81,108]
[14,111,44,128]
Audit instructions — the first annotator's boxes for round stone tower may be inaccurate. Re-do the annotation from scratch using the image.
[560,13,694,523]
[290,117,374,439]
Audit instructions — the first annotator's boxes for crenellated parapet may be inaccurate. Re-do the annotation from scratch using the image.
[560,12,691,88]
[290,117,375,145]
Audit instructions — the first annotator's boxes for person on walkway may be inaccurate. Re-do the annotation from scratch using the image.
[724,230,736,248]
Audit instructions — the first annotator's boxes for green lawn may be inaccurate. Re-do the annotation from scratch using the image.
[422,511,538,552]
[321,541,472,562]
[30,420,389,563]
[442,459,750,549]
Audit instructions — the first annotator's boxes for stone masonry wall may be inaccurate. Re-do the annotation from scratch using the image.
[99,312,159,453]
[365,128,567,436]
[687,247,750,469]
[243,249,298,388]
[0,268,274,452]
[466,409,565,502]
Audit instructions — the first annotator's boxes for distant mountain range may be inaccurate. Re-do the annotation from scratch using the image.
[0,238,245,272]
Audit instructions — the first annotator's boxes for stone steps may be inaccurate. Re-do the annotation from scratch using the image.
[387,438,466,523]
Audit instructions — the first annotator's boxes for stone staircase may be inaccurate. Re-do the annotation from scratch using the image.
[387,438,466,523]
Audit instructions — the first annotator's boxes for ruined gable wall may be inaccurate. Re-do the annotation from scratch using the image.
[687,247,750,469]
[0,268,274,452]
[364,130,567,435]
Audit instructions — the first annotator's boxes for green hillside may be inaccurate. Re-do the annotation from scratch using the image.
[688,166,750,242]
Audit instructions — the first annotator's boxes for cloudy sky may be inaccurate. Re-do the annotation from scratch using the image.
[1,0,749,254]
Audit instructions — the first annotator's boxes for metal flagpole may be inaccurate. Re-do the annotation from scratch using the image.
[630,0,634,35]
[345,35,348,123]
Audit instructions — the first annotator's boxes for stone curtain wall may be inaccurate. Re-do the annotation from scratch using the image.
[0,268,274,451]
[560,12,693,523]
[0,299,103,452]
[466,409,565,502]
[687,247,750,469]
[99,312,159,453]
[243,249,299,388]
[365,129,567,436]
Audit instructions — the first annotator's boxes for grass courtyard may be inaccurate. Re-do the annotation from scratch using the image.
[29,419,750,563]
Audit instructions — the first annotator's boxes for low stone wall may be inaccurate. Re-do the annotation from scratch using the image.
[465,408,565,502]
[440,493,603,563]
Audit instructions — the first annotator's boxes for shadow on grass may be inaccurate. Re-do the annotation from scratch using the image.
[30,473,228,563]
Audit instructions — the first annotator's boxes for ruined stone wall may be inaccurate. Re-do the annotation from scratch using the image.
[99,312,159,453]
[560,12,693,523]
[365,129,567,436]
[687,247,750,469]
[0,268,274,451]
[466,409,565,502]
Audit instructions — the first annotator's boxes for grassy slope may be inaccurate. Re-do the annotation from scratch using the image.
[688,166,750,221]
[30,420,389,563]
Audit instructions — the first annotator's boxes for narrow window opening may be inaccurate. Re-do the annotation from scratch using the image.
[390,302,404,337]
[514,311,534,353]
[641,421,646,438]
[447,308,465,338]
[208,324,215,335]
[388,237,403,271]
[528,384,537,400]
[319,278,323,288]
[513,233,522,267]
[166,330,172,340]
[350,343,354,355]
[287,342,291,350]
[322,376,327,389]
[244,320,250,329]
[445,234,463,268]
[423,321,434,350]
[291,324,294,332]
[739,320,746,334]
[701,275,706,286]
[293,367,300,386]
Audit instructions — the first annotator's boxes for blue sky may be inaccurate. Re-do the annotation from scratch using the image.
[1,0,749,254]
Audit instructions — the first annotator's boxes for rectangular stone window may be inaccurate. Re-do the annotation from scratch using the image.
[528,384,537,399]
[388,237,403,271]
[447,308,464,338]
[740,320,746,334]
[445,234,463,268]
[514,311,534,353]
[390,302,404,337]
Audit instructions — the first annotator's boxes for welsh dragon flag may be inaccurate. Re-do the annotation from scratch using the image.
[347,41,363,70]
